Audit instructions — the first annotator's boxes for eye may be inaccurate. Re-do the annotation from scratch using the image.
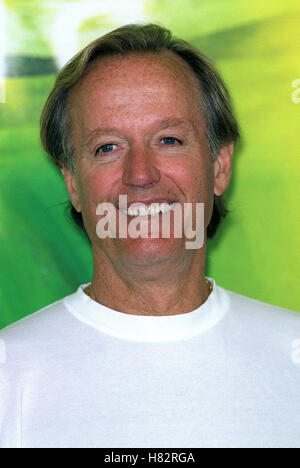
[160,137,182,145]
[95,143,117,155]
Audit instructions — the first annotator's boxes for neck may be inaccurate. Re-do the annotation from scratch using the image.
[87,243,209,316]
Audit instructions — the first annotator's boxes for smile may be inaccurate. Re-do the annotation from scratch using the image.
[119,202,179,217]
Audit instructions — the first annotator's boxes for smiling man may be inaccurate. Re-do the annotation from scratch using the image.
[0,24,299,449]
[61,46,226,314]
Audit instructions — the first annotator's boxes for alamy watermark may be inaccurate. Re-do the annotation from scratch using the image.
[95,196,205,249]
[291,79,300,104]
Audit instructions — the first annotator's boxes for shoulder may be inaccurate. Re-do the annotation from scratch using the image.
[0,298,67,340]
[0,292,80,364]
[223,287,299,320]
[217,285,300,347]
[211,285,300,374]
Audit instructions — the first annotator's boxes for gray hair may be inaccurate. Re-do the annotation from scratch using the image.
[40,23,240,237]
[41,23,239,169]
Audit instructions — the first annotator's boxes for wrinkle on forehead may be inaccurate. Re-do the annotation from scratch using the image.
[68,51,205,153]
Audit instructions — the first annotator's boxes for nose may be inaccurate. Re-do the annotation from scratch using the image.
[122,144,161,188]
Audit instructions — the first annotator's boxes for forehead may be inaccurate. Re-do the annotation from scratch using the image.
[68,51,203,132]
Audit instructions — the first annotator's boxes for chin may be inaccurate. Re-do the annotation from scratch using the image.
[118,236,184,266]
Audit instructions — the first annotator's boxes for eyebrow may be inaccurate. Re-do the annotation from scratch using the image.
[84,117,187,144]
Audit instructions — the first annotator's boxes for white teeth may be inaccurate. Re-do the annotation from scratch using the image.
[139,206,148,216]
[160,203,170,213]
[121,202,178,217]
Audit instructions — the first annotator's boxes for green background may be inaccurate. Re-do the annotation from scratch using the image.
[0,0,299,329]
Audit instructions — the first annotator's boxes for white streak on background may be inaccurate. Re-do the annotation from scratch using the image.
[0,0,6,103]
[51,0,146,69]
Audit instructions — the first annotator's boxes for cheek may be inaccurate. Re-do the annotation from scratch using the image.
[77,162,115,207]
[79,178,101,210]
[165,158,213,201]
[164,158,214,229]
[76,169,113,234]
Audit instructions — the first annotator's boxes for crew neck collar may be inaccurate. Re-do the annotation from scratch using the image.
[63,278,229,343]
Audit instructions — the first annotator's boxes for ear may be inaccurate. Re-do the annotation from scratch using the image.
[60,167,82,213]
[213,143,234,196]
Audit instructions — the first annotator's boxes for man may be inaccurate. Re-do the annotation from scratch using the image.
[0,24,299,448]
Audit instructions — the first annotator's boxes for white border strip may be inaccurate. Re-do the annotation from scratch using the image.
[0,0,6,103]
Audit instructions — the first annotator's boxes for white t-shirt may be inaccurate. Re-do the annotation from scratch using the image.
[0,279,299,448]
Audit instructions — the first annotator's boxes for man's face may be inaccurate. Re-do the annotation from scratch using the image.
[64,52,228,266]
